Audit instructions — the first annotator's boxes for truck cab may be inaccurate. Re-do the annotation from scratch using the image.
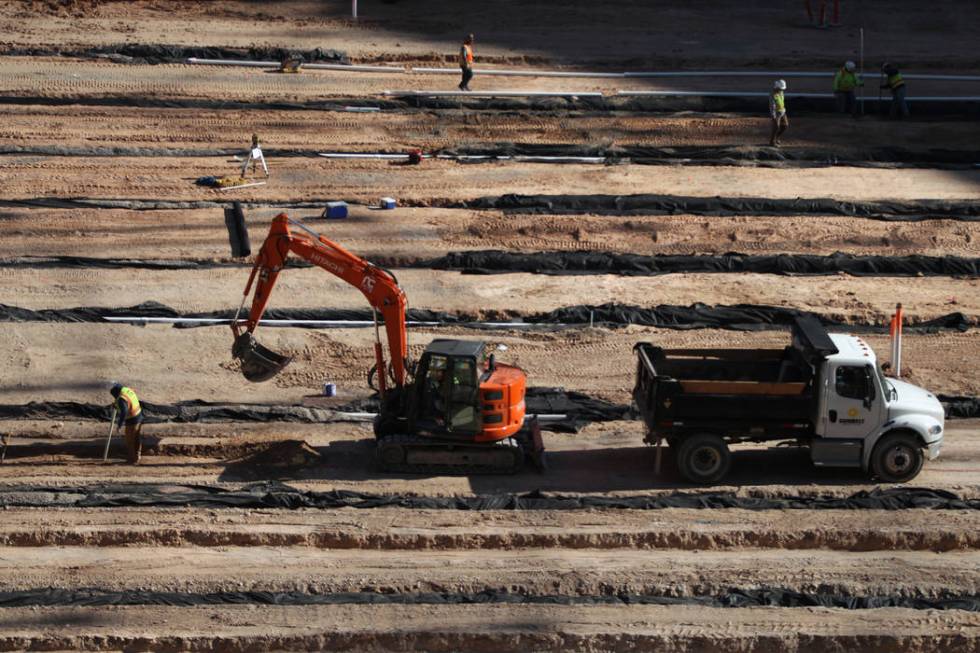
[633,316,945,484]
[813,333,945,475]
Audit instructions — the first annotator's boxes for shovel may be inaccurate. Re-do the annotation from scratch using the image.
[103,407,117,462]
[233,332,293,383]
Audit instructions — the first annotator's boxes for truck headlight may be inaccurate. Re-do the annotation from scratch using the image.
[929,425,943,435]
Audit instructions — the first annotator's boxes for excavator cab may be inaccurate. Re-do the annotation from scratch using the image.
[413,340,485,437]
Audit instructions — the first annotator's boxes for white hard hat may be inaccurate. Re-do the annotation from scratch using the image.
[774,79,787,90]
[845,61,856,71]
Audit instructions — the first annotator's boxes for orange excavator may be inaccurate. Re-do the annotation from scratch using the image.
[230,213,544,473]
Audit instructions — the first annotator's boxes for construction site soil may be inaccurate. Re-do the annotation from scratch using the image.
[1,2,979,650]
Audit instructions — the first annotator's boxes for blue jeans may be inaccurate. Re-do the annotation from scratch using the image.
[890,86,909,119]
[835,90,857,116]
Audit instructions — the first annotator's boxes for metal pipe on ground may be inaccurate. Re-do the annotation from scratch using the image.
[617,90,980,101]
[102,317,560,329]
[410,66,624,78]
[304,63,405,73]
[185,58,279,68]
[411,67,980,81]
[186,58,405,73]
[317,152,605,163]
[384,90,604,98]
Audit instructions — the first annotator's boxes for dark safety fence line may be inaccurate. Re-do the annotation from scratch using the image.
[0,44,348,65]
[3,93,979,117]
[0,388,626,431]
[3,251,980,276]
[429,250,980,276]
[1,482,978,511]
[0,587,976,611]
[1,300,973,332]
[451,194,980,220]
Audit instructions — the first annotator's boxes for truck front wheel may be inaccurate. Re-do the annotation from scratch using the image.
[870,432,924,483]
[677,433,731,484]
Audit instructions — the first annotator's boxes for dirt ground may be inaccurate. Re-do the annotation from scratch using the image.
[4,0,980,70]
[2,2,979,650]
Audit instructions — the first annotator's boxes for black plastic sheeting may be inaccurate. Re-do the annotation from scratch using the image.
[0,400,344,424]
[533,303,973,333]
[6,251,980,277]
[2,89,975,116]
[0,388,628,430]
[941,396,980,419]
[1,44,348,65]
[401,94,980,118]
[0,256,242,270]
[431,250,980,277]
[1,482,976,511]
[437,143,980,169]
[0,94,400,113]
[2,301,972,334]
[455,194,980,221]
[0,587,976,611]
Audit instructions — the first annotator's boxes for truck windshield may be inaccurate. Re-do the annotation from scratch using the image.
[875,364,897,402]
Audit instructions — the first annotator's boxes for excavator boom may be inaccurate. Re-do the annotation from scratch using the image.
[231,213,408,387]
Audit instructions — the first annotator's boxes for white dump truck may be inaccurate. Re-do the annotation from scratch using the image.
[633,316,945,484]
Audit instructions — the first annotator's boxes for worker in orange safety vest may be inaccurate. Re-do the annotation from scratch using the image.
[459,34,475,91]
[110,383,144,464]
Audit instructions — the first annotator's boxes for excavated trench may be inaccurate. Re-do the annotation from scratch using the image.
[1,520,977,552]
[2,483,977,511]
[1,587,977,611]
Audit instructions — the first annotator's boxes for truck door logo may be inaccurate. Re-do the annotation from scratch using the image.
[847,408,859,418]
[840,406,865,424]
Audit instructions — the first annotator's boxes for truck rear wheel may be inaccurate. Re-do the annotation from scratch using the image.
[677,433,731,484]
[870,432,924,483]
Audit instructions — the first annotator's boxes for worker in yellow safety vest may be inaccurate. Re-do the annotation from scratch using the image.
[768,79,789,147]
[110,383,144,463]
[880,63,909,119]
[459,34,475,92]
[833,61,863,117]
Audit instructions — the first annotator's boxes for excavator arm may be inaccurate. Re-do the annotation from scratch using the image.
[231,212,408,390]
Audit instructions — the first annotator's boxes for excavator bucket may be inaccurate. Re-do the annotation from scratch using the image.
[232,332,293,382]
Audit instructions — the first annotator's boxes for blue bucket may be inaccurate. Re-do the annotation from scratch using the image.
[323,382,337,397]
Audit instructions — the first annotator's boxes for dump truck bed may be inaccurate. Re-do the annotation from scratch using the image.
[633,342,817,433]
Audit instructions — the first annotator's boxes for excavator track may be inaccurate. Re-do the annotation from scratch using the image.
[376,432,533,475]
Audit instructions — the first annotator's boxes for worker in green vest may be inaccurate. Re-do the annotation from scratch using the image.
[769,79,789,147]
[881,63,909,119]
[833,61,863,117]
[110,383,144,464]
